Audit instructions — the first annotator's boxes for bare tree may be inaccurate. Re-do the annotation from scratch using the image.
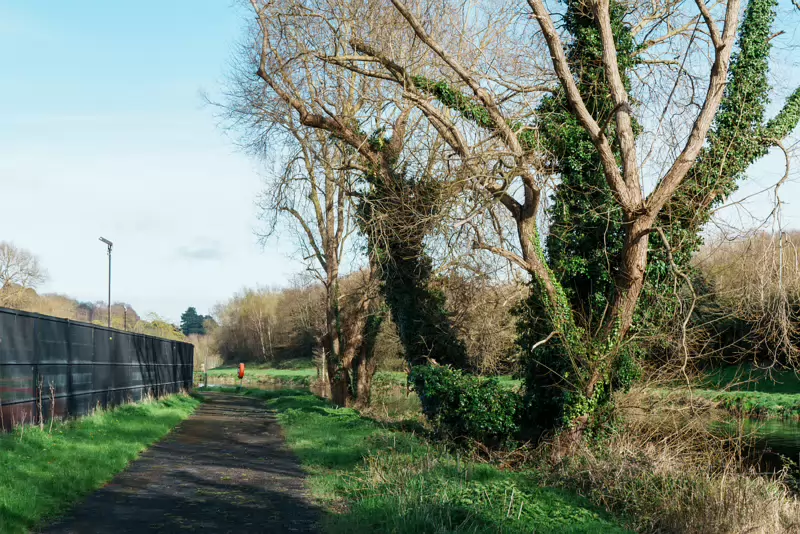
[233,0,800,444]
[233,0,472,376]
[314,0,796,445]
[696,231,800,365]
[0,242,47,308]
[226,24,392,404]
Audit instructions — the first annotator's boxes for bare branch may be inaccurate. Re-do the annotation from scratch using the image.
[646,0,741,219]
[526,0,635,213]
[694,0,723,48]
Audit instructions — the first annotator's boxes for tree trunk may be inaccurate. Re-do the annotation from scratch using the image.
[603,216,651,339]
[353,349,377,409]
[318,346,330,398]
[552,415,589,461]
[324,275,352,406]
[353,304,384,409]
[327,362,351,406]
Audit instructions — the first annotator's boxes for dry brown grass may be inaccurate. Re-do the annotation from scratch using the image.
[537,386,800,533]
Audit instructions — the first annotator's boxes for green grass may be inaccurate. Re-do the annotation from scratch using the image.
[202,367,317,388]
[694,389,800,419]
[210,357,316,370]
[704,365,800,394]
[496,376,522,390]
[207,367,317,379]
[0,394,199,533]
[695,365,800,419]
[241,388,629,533]
[203,366,521,394]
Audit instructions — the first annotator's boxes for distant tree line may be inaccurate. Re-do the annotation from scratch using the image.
[0,241,187,342]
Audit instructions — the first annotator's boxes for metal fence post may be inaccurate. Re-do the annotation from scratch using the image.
[32,315,40,427]
[66,319,72,417]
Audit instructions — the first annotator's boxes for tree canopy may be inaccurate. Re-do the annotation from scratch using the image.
[180,306,207,336]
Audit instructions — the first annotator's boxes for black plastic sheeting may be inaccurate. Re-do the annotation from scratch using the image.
[0,307,193,430]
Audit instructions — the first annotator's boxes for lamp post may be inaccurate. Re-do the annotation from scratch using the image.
[99,237,113,328]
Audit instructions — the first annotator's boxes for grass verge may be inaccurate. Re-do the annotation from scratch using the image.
[686,365,800,419]
[644,366,800,419]
[704,365,800,394]
[237,388,628,534]
[0,394,199,533]
[696,389,800,419]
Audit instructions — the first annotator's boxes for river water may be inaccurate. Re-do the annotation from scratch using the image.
[717,418,800,474]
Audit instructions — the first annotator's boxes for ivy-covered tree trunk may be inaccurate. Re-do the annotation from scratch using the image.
[514,0,639,445]
[522,0,800,446]
[358,160,470,372]
[416,0,798,448]
[409,0,640,445]
[378,239,469,369]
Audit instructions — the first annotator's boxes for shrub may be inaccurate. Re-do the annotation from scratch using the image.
[409,365,522,446]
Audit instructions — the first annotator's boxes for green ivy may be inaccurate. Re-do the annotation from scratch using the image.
[513,0,639,435]
[409,365,522,446]
[354,135,470,370]
[406,0,800,444]
[655,0,779,264]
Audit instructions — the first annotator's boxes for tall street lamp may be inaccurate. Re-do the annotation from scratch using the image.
[99,237,113,328]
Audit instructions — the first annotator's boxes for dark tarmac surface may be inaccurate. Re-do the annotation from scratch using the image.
[42,393,320,533]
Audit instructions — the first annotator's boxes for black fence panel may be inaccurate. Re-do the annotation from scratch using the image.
[0,307,193,430]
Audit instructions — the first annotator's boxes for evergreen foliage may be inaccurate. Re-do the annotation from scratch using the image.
[409,365,522,446]
[179,306,206,336]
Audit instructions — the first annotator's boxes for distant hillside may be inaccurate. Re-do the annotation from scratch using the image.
[1,287,185,341]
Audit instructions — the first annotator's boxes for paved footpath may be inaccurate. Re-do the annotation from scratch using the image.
[42,393,320,534]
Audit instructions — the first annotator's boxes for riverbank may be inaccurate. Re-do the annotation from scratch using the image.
[0,394,199,533]
[665,365,800,419]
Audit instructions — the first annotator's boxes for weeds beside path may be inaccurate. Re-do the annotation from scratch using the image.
[41,393,320,534]
[245,388,629,534]
[0,394,198,534]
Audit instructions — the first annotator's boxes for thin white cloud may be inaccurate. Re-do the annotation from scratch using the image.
[177,240,225,261]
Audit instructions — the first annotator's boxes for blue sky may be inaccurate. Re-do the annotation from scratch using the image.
[0,1,798,323]
[718,0,800,239]
[1,1,302,322]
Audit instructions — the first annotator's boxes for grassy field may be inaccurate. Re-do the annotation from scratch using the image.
[0,394,199,533]
[203,365,522,393]
[200,366,318,388]
[234,387,629,533]
[207,367,318,379]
